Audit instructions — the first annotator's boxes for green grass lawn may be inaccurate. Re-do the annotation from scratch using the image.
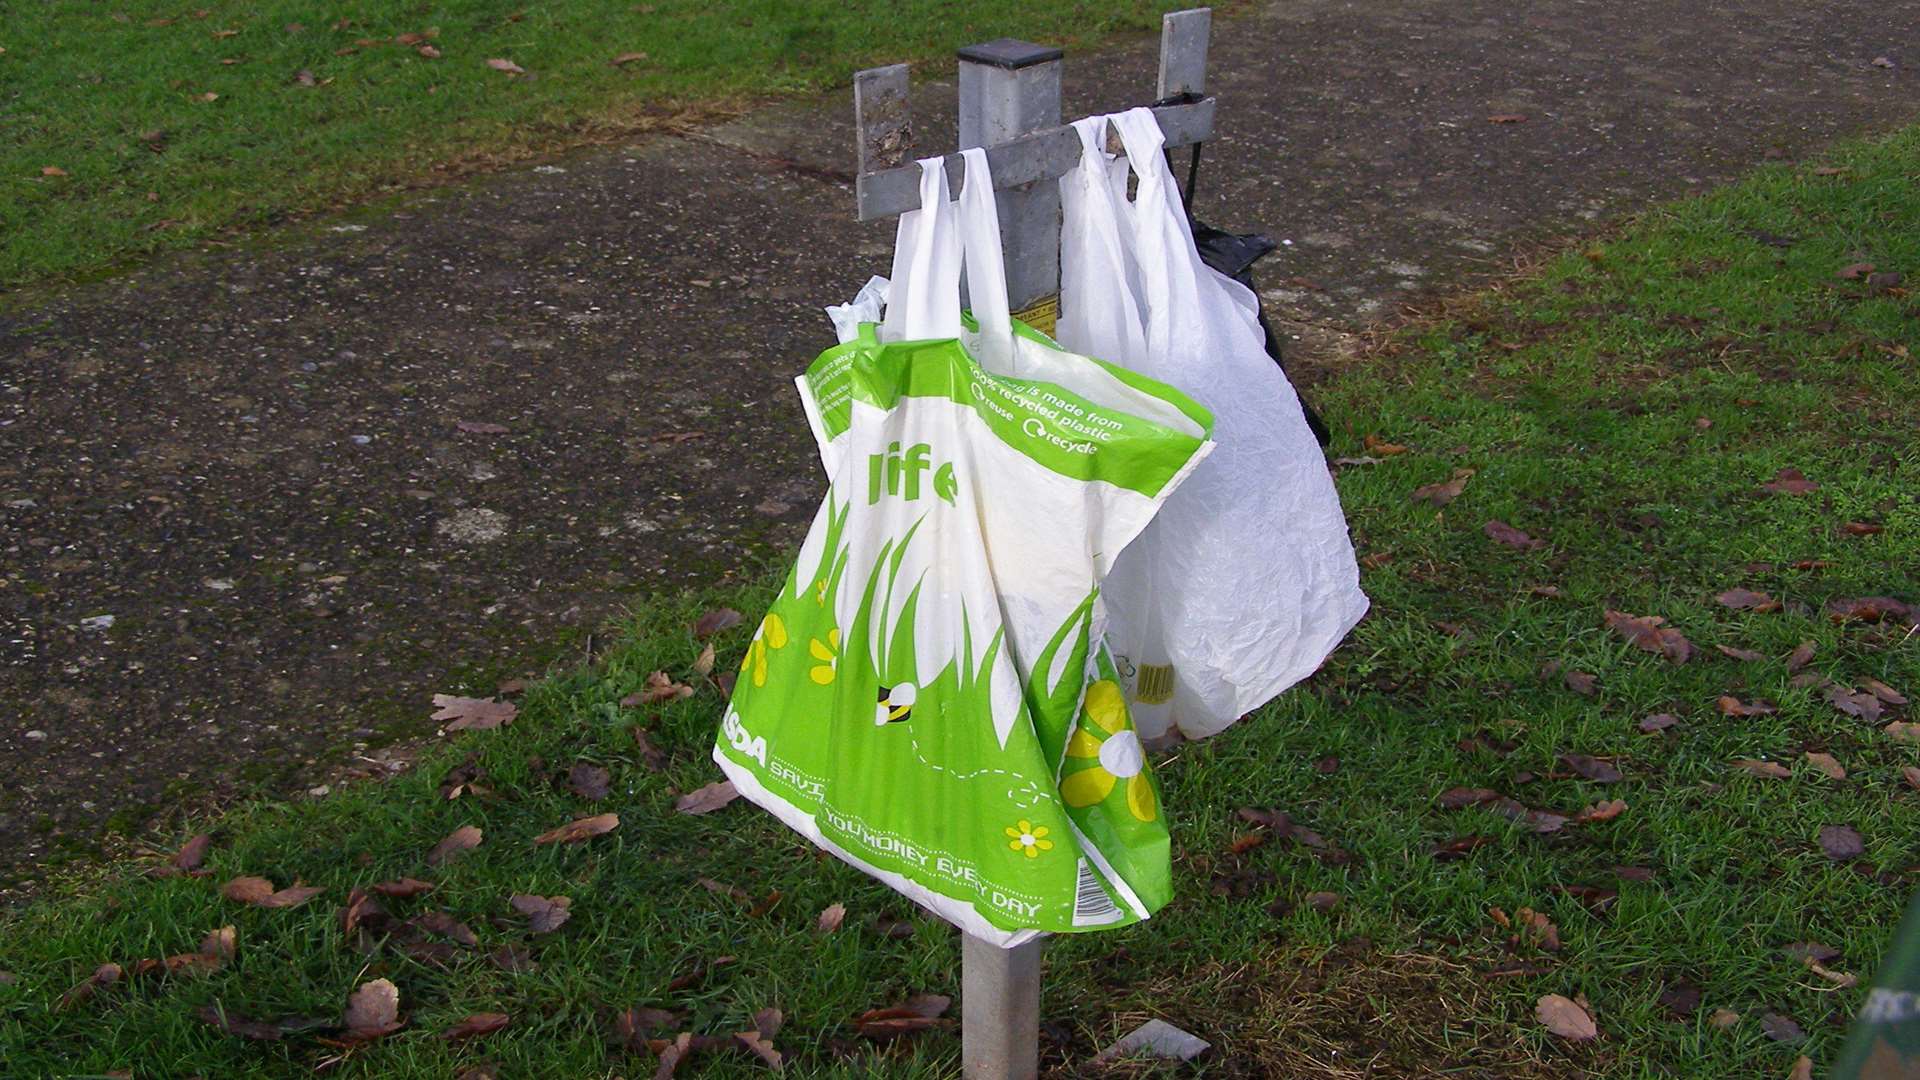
[3,130,1919,1078]
[0,0,1193,289]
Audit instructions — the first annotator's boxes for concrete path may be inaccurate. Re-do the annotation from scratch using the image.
[2,0,1915,880]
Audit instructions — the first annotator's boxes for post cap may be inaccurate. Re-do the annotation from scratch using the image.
[956,38,1064,70]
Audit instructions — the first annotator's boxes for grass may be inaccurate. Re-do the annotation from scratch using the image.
[0,0,1198,289]
[2,129,1919,1079]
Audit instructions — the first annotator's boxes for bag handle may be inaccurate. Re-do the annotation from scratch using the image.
[1109,107,1207,358]
[1059,115,1149,367]
[880,157,963,343]
[955,146,1015,372]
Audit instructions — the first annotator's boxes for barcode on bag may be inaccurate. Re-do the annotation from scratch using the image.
[1072,860,1123,925]
[1134,664,1175,705]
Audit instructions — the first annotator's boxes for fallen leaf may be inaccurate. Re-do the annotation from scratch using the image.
[623,670,696,706]
[1844,521,1885,536]
[855,994,952,1040]
[1658,981,1701,1017]
[692,642,716,678]
[1785,640,1817,672]
[1784,941,1841,963]
[197,1003,329,1040]
[340,888,386,935]
[816,902,847,934]
[1761,1012,1805,1044]
[41,165,68,177]
[1488,113,1528,124]
[1613,865,1655,882]
[489,944,535,972]
[533,812,619,844]
[1716,588,1781,612]
[416,44,442,59]
[1638,713,1680,734]
[1432,835,1493,860]
[1872,56,1896,68]
[58,963,123,1009]
[1485,520,1544,550]
[1362,433,1409,456]
[1790,1055,1814,1080]
[1575,799,1627,823]
[1761,468,1820,495]
[1561,754,1623,783]
[455,420,509,434]
[734,1007,784,1069]
[1716,644,1765,662]
[1837,262,1876,280]
[1411,468,1475,506]
[201,926,237,961]
[427,825,483,865]
[411,910,478,947]
[1864,679,1909,706]
[1818,824,1865,861]
[1826,685,1885,724]
[611,51,649,66]
[197,91,219,102]
[1731,758,1792,779]
[630,726,668,771]
[1808,960,1858,988]
[432,694,516,732]
[1437,787,1502,809]
[293,69,317,87]
[611,1006,680,1051]
[153,832,212,876]
[211,28,238,38]
[1718,696,1776,717]
[695,607,744,638]
[566,762,611,800]
[372,877,436,899]
[486,57,526,75]
[510,893,573,934]
[342,978,405,1042]
[1885,722,1920,745]
[1536,994,1597,1041]
[1709,1007,1741,1029]
[1804,752,1846,780]
[1564,669,1599,695]
[1491,798,1570,833]
[1604,610,1694,663]
[222,876,324,909]
[675,780,739,815]
[440,1013,510,1041]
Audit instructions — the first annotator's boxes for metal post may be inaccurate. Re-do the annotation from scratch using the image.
[955,46,1059,1080]
[962,932,1043,1080]
[956,39,1065,333]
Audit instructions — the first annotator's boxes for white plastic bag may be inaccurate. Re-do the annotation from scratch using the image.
[1056,107,1369,740]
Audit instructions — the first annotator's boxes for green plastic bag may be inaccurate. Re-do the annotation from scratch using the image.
[1832,890,1920,1078]
[712,151,1214,946]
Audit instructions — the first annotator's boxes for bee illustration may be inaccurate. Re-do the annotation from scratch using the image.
[874,683,917,726]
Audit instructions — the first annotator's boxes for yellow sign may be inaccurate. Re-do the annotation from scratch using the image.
[1012,294,1060,337]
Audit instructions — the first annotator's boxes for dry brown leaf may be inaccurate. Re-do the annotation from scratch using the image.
[1575,799,1627,823]
[58,963,123,1009]
[510,893,572,934]
[1362,433,1409,455]
[371,877,436,898]
[1485,520,1545,550]
[1784,640,1817,672]
[1864,678,1909,706]
[1718,696,1776,717]
[1818,824,1864,861]
[1789,1055,1813,1080]
[623,670,696,706]
[1803,752,1846,780]
[1638,713,1680,734]
[416,44,441,59]
[1826,685,1885,723]
[1411,468,1475,506]
[340,888,385,935]
[1887,722,1920,745]
[1731,758,1792,779]
[1716,587,1780,612]
[692,642,716,678]
[1836,262,1876,280]
[816,902,847,934]
[854,994,952,1040]
[427,825,483,865]
[432,694,516,732]
[486,57,526,75]
[440,1012,510,1041]
[1761,468,1820,495]
[1708,1007,1740,1029]
[1536,994,1597,1040]
[41,165,69,177]
[342,978,405,1042]
[1604,610,1694,663]
[566,762,612,800]
[1716,644,1765,662]
[533,812,619,844]
[1903,766,1920,791]
[611,51,649,66]
[630,726,668,771]
[221,876,324,909]
[1437,787,1502,809]
[201,926,236,961]
[1826,597,1914,624]
[1560,754,1622,783]
[1807,961,1858,988]
[674,780,739,815]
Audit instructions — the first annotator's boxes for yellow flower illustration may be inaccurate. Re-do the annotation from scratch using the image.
[1060,680,1157,822]
[808,628,841,685]
[740,612,788,687]
[1004,819,1053,859]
